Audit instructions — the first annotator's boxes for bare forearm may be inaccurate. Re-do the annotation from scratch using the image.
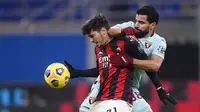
[108,26,121,36]
[133,59,160,71]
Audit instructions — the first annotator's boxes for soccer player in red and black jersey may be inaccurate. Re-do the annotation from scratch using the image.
[76,14,147,112]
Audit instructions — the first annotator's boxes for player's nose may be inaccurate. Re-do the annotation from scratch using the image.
[135,22,140,28]
[89,38,94,42]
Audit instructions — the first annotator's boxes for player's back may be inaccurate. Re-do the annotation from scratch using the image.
[95,37,134,104]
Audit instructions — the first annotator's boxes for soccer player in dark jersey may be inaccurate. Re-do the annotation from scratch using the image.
[75,13,147,112]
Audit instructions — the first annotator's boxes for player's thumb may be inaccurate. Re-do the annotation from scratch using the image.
[64,60,73,69]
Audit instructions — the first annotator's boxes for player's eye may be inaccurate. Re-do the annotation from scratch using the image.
[88,34,94,38]
[139,21,145,24]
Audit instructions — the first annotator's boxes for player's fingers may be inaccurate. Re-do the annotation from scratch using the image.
[64,60,72,68]
[110,55,121,60]
[110,55,118,59]
[110,62,118,66]
[168,95,177,104]
[110,57,121,62]
[110,61,122,67]
[129,27,135,34]
[161,99,167,105]
[110,54,119,57]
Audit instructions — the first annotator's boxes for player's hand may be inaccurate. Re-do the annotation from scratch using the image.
[121,27,137,35]
[64,60,77,78]
[110,53,134,67]
[157,86,177,105]
[64,60,75,72]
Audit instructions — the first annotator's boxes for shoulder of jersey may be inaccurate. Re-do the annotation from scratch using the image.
[127,21,135,27]
[153,33,166,43]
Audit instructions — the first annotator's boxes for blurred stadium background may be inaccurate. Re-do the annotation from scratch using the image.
[0,0,199,112]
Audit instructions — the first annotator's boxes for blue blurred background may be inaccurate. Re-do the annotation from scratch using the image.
[0,0,199,112]
[0,34,86,83]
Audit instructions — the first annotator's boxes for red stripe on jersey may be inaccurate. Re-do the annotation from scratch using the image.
[95,46,104,85]
[117,40,125,52]
[100,44,115,99]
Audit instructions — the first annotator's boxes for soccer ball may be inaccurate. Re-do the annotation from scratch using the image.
[44,63,70,88]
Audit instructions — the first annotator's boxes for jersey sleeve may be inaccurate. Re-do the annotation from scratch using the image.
[114,21,135,29]
[152,38,167,59]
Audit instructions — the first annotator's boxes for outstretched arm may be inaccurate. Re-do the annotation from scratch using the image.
[64,60,99,78]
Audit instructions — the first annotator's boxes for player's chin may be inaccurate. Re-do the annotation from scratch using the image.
[92,42,98,46]
[96,43,101,47]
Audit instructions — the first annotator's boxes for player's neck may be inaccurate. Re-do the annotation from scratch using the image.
[104,35,113,45]
[144,31,154,38]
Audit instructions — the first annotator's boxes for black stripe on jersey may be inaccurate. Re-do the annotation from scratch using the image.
[121,70,133,103]
[108,38,120,99]
[109,38,119,54]
[108,68,120,99]
[98,47,109,98]
[101,47,109,80]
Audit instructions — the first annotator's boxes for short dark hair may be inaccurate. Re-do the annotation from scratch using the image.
[137,6,159,24]
[81,13,110,35]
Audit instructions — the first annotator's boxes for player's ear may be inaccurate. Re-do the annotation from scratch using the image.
[100,27,107,36]
[150,22,156,30]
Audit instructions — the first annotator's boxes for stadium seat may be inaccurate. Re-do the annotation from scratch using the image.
[25,0,56,21]
[0,0,68,21]
[146,0,181,18]
[26,0,49,8]
[0,0,22,21]
[175,101,200,112]
[0,0,21,9]
[187,81,200,101]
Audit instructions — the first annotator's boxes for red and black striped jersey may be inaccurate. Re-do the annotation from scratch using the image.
[95,36,147,104]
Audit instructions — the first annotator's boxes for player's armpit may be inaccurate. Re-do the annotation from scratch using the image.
[107,26,122,36]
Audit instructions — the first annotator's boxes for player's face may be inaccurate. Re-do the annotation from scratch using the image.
[87,29,106,47]
[135,14,151,38]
